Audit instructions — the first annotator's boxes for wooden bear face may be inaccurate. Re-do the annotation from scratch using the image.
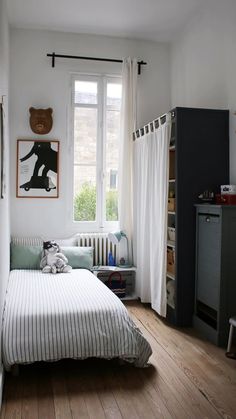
[29,107,53,135]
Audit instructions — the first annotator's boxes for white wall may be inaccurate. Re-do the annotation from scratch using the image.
[10,28,170,237]
[171,0,236,182]
[0,0,10,402]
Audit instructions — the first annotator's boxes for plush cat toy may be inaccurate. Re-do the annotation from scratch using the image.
[40,240,72,274]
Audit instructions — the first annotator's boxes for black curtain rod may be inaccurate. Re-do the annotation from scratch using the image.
[47,52,147,74]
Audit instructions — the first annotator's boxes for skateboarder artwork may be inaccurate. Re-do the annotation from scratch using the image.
[17,139,59,198]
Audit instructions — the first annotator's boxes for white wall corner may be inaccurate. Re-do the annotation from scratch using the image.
[0,364,4,410]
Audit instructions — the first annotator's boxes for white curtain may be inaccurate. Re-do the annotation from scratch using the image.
[118,57,138,262]
[133,114,171,317]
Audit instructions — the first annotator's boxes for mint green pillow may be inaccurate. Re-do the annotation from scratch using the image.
[11,244,42,270]
[61,246,93,269]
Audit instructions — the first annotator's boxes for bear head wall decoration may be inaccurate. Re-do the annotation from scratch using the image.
[29,107,53,135]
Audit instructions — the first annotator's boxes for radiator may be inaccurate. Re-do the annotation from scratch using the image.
[77,233,119,266]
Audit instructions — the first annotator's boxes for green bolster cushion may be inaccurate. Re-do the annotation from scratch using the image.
[61,246,93,270]
[11,244,42,270]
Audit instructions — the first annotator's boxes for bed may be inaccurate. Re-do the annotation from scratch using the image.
[2,268,152,369]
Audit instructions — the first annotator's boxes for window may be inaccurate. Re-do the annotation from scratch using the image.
[110,169,118,189]
[72,74,122,231]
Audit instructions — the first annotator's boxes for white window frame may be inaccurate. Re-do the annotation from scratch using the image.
[68,73,121,233]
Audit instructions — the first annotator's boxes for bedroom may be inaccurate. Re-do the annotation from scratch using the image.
[0,0,236,417]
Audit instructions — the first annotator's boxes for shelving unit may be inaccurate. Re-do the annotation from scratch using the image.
[165,107,229,326]
[92,266,137,301]
[166,143,176,312]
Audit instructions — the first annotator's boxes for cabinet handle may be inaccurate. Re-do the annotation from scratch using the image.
[206,216,210,222]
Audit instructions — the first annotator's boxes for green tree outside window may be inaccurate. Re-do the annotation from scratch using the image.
[74,182,118,221]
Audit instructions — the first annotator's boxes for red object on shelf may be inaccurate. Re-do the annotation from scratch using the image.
[215,194,236,205]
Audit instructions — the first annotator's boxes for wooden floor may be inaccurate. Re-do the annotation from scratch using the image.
[1,301,236,419]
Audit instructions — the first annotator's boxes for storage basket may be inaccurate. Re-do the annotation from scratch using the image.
[168,227,175,241]
[168,198,175,211]
[167,248,175,275]
[104,271,126,299]
[167,248,175,263]
[167,261,175,275]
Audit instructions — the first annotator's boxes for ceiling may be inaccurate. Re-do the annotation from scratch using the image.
[6,0,202,42]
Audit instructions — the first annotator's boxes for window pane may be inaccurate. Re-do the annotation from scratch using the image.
[74,81,97,104]
[105,109,120,221]
[74,166,96,221]
[107,83,122,108]
[74,108,97,165]
[74,107,97,221]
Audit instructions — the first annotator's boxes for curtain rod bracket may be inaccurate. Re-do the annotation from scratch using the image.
[47,52,147,74]
[138,60,146,75]
[52,52,55,68]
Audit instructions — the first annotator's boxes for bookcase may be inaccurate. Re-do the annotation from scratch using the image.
[166,107,229,326]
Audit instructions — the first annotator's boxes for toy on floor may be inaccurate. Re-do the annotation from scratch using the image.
[40,240,72,274]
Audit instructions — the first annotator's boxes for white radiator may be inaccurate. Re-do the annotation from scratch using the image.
[77,233,119,266]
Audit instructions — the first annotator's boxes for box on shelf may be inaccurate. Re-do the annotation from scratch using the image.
[221,185,236,194]
[215,194,236,205]
[167,261,175,275]
[168,227,175,241]
[168,198,175,211]
[167,248,175,275]
[167,248,175,263]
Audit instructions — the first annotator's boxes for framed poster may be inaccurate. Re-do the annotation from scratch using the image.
[16,139,59,198]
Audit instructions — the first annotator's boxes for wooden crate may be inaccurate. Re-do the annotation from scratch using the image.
[168,198,175,211]
[167,248,175,275]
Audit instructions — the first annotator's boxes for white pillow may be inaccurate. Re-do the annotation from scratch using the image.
[11,236,43,246]
[42,235,78,247]
[11,235,78,247]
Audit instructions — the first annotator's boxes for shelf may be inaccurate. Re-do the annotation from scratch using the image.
[166,272,175,280]
[168,211,176,215]
[167,240,175,248]
[167,301,175,309]
[169,146,175,150]
[93,266,136,272]
[121,293,138,301]
[169,179,175,183]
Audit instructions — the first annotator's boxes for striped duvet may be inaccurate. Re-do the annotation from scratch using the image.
[2,269,152,368]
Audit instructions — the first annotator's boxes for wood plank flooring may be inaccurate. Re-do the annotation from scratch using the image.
[1,301,236,419]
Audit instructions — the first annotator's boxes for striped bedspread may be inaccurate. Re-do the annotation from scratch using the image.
[2,269,152,368]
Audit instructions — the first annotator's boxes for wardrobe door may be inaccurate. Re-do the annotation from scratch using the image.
[196,213,221,310]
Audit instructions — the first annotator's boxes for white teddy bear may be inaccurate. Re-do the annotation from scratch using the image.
[40,240,72,274]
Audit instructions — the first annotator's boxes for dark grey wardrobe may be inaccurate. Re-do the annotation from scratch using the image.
[166,107,229,326]
[194,205,236,346]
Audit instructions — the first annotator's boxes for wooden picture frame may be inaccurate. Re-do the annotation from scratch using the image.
[16,139,59,198]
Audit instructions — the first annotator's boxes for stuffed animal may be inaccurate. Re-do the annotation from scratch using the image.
[40,240,72,274]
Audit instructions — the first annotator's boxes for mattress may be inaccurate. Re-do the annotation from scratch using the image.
[2,269,152,368]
